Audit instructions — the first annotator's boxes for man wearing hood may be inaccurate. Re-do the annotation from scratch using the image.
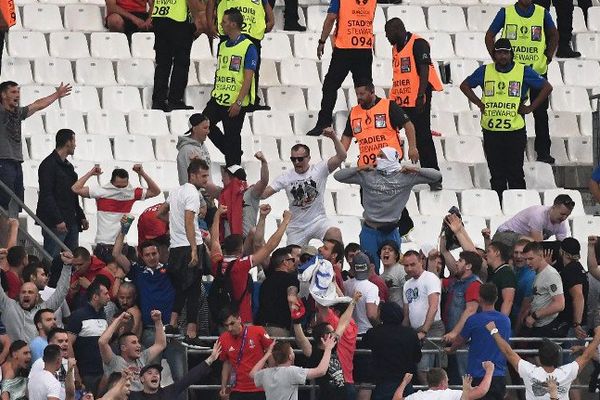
[334,147,441,267]
[176,113,212,185]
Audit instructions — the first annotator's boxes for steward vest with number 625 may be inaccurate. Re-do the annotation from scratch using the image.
[211,38,256,107]
[350,98,403,167]
[480,62,525,132]
[216,0,266,40]
[502,4,547,74]
[152,0,188,22]
[334,0,375,49]
[389,34,443,108]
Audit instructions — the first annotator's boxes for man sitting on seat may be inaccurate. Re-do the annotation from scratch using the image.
[105,0,152,41]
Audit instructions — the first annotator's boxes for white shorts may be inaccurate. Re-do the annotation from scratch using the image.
[286,218,335,246]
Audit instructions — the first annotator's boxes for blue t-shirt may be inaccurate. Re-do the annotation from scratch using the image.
[461,310,511,378]
[66,303,108,376]
[488,3,556,35]
[592,165,600,183]
[225,34,258,71]
[512,266,536,321]
[327,0,340,14]
[465,63,546,100]
[30,336,48,363]
[128,263,175,326]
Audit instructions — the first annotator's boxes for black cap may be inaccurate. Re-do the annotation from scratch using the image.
[185,113,207,135]
[494,38,512,52]
[140,363,163,376]
[561,237,581,258]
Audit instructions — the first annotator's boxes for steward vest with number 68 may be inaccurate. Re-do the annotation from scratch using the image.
[389,34,443,108]
[152,0,188,22]
[480,63,525,132]
[334,0,375,49]
[216,0,266,40]
[502,4,547,75]
[211,38,256,107]
[350,98,403,167]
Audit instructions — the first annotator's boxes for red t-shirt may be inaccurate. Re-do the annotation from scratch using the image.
[68,256,115,306]
[115,0,147,14]
[442,277,481,326]
[369,273,389,303]
[219,325,273,392]
[137,203,168,245]
[326,309,357,384]
[4,270,22,299]
[211,253,253,324]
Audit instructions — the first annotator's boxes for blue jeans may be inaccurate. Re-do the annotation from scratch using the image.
[372,380,414,400]
[142,327,187,397]
[0,160,24,213]
[42,223,79,258]
[359,224,401,273]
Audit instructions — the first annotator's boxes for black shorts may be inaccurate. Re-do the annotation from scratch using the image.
[105,11,149,37]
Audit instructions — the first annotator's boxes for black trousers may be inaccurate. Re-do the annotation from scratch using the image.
[534,0,573,47]
[168,245,203,323]
[152,18,194,104]
[530,73,551,158]
[402,90,440,170]
[317,48,373,127]
[268,0,299,25]
[482,129,527,199]
[203,98,246,166]
[471,376,506,400]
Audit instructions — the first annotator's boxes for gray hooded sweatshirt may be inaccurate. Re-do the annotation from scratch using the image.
[176,136,212,185]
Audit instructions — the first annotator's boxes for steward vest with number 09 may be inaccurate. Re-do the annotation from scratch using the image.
[350,98,403,167]
[152,0,188,22]
[502,4,547,74]
[216,0,266,40]
[480,62,525,132]
[212,38,256,107]
[334,0,375,49]
[389,34,443,108]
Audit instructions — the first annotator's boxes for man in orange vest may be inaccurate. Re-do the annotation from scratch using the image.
[0,0,15,75]
[306,0,375,137]
[385,18,443,187]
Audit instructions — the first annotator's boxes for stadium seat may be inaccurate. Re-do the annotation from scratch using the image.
[73,135,114,162]
[90,32,131,59]
[86,110,129,136]
[306,5,328,32]
[438,162,474,190]
[472,162,491,189]
[523,161,557,189]
[548,111,580,137]
[113,135,156,162]
[546,62,564,86]
[261,33,293,60]
[169,109,197,134]
[373,7,386,33]
[580,111,593,136]
[259,59,280,87]
[567,136,594,164]
[273,6,306,31]
[45,109,86,135]
[372,59,393,88]
[461,189,503,217]
[23,186,37,213]
[331,215,362,243]
[386,6,428,32]
[346,86,386,108]
[457,110,482,137]
[306,87,346,113]
[550,7,586,34]
[320,57,354,88]
[293,112,319,135]
[29,134,55,160]
[102,86,143,112]
[419,189,459,216]
[2,58,33,84]
[187,63,199,86]
[374,33,392,59]
[266,87,306,112]
[461,215,488,248]
[448,59,480,86]
[501,189,541,215]
[21,86,60,113]
[527,138,569,166]
[64,4,104,31]
[128,110,169,136]
[252,111,295,136]
[572,215,600,243]
[280,136,322,161]
[408,215,441,245]
[22,114,45,136]
[563,60,600,88]
[22,161,41,187]
[280,59,321,86]
[542,189,585,217]
[8,31,49,58]
[60,86,101,112]
[34,58,74,86]
[480,0,518,5]
[131,33,155,59]
[432,86,470,113]
[190,35,213,61]
[155,136,179,161]
[184,86,212,110]
[49,32,90,59]
[241,136,280,162]
[428,6,467,32]
[116,59,154,86]
[141,162,179,192]
[575,33,600,60]
[445,136,486,164]
[323,190,337,216]
[294,33,332,60]
[431,111,457,136]
[10,4,24,28]
[23,4,64,31]
[433,137,446,163]
[98,161,136,185]
[76,58,117,86]
[551,86,591,112]
[467,5,500,31]
[454,32,491,60]
[197,59,218,85]
[416,32,455,59]
[335,189,363,217]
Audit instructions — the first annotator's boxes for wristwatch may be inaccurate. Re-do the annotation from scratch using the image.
[489,328,499,336]
[236,100,242,107]
[318,39,326,45]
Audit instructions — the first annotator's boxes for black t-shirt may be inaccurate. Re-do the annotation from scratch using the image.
[306,346,346,400]
[558,261,589,325]
[487,264,517,312]
[343,97,411,138]
[255,270,299,328]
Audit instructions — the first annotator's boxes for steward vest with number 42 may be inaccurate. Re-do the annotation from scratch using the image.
[334,0,375,49]
[211,38,256,107]
[350,98,403,167]
[481,63,526,132]
[216,0,266,40]
[502,4,547,74]
[389,34,443,108]
[152,0,188,22]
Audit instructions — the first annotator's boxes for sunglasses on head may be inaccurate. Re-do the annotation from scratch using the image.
[290,156,307,163]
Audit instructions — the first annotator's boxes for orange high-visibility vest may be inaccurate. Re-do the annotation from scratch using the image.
[0,0,16,30]
[349,98,403,167]
[334,0,375,49]
[389,33,442,108]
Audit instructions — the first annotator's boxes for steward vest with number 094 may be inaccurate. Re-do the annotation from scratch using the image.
[212,38,256,107]
[152,0,188,22]
[334,0,375,49]
[502,4,547,74]
[216,0,266,40]
[389,34,443,108]
[350,98,403,167]
[480,62,526,132]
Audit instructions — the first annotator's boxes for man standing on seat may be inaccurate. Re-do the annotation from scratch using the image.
[305,0,376,136]
[485,0,559,164]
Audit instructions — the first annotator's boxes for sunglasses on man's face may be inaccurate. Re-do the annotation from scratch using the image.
[290,156,307,163]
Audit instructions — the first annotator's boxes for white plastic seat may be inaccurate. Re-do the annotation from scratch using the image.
[113,136,156,162]
[293,112,319,135]
[320,57,354,88]
[23,4,64,31]
[22,114,45,136]
[428,6,467,32]
[589,7,600,32]
[34,57,74,85]
[572,216,600,244]
[457,110,482,137]
[49,32,90,59]
[280,58,321,86]
[454,32,491,60]
[374,33,392,59]
[76,58,117,87]
[60,86,101,112]
[473,163,491,189]
[334,189,363,217]
[252,111,294,136]
[563,60,600,88]
[87,110,129,136]
[523,161,557,188]
[22,161,41,187]
[128,110,169,136]
[551,86,591,112]
[280,136,322,161]
[117,59,154,86]
[543,189,585,217]
[331,215,362,243]
[8,31,49,58]
[467,5,500,31]
[430,111,457,136]
[449,59,480,85]
[445,136,486,163]
[438,162,474,190]
[155,136,179,161]
[90,32,131,60]
[197,59,218,85]
[433,136,446,163]
[21,86,59,113]
[580,111,593,136]
[45,109,86,134]
[261,33,293,60]
[169,109,198,134]
[10,4,24,28]
[550,7,586,34]
[408,215,441,245]
[567,136,593,164]
[131,33,155,59]
[547,111,580,137]
[502,189,541,215]
[546,62,564,86]
[259,59,280,87]
[418,189,459,216]
[29,134,55,160]
[242,136,281,162]
[576,33,600,59]
[64,4,104,31]
[184,86,212,110]
[373,7,386,33]
[266,87,306,112]
[102,86,143,112]
[432,86,470,112]
[1,58,33,84]
[416,32,455,59]
[386,6,427,31]
[186,62,199,87]
[141,162,178,191]
[306,87,346,113]
[462,215,488,248]
[306,5,328,32]
[461,189,502,217]
[294,33,332,60]
[190,35,213,61]
[372,59,393,88]
[73,135,114,161]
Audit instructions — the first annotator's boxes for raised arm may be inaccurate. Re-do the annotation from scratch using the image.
[27,83,72,117]
[251,152,269,197]
[71,166,101,198]
[392,373,413,400]
[335,292,361,336]
[134,164,161,199]
[65,358,76,400]
[5,218,18,250]
[324,128,347,172]
[98,312,127,364]
[210,204,226,256]
[466,361,495,400]
[252,205,271,252]
[291,297,312,357]
[249,340,275,380]
[112,218,133,274]
[251,211,292,265]
[43,253,73,311]
[587,236,600,281]
[576,326,600,371]
[486,321,520,370]
[306,336,336,379]
[146,310,167,361]
[156,202,170,223]
[445,213,477,252]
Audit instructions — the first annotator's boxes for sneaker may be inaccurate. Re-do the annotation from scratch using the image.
[168,101,194,110]
[164,325,180,335]
[556,47,581,58]
[429,181,443,191]
[182,336,211,349]
[306,125,325,136]
[283,22,307,32]
[536,155,556,165]
[152,101,171,112]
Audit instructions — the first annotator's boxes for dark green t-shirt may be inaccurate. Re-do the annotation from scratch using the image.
[488,264,517,312]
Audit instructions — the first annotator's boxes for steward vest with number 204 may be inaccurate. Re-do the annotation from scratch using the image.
[216,0,266,40]
[334,0,375,49]
[389,34,443,108]
[350,98,403,167]
[502,4,547,74]
[152,0,188,22]
[212,38,256,107]
[481,62,525,132]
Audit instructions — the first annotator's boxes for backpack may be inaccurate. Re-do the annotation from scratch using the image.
[207,258,252,322]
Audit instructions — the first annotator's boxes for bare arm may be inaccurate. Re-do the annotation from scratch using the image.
[136,165,161,198]
[293,322,312,357]
[234,69,254,111]
[402,302,410,327]
[535,294,565,319]
[112,230,132,274]
[6,219,18,250]
[106,0,144,23]
[341,135,352,151]
[146,310,167,361]
[71,167,99,198]
[439,234,457,274]
[251,152,269,197]
[184,209,197,249]
[484,30,496,58]
[334,292,361,336]
[249,341,275,380]
[98,313,125,364]
[466,362,495,400]
[589,180,600,204]
[528,81,552,112]
[252,211,292,265]
[392,373,413,400]
[529,230,544,242]
[316,13,337,60]
[569,284,585,326]
[67,333,77,358]
[366,302,379,327]
[306,337,336,379]
[500,288,515,317]
[445,214,477,253]
[205,0,217,35]
[65,359,76,400]
[264,1,274,32]
[156,202,169,223]
[460,79,485,113]
[403,121,417,159]
[443,301,478,342]
[27,83,71,117]
[210,205,225,256]
[486,321,521,370]
[576,326,600,370]
[420,293,440,333]
[220,360,232,395]
[0,334,10,364]
[544,27,559,62]
[128,306,142,339]
[588,237,600,281]
[324,128,347,172]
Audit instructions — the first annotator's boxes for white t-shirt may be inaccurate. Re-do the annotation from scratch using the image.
[29,358,68,400]
[518,360,579,400]
[28,369,62,400]
[405,388,463,400]
[343,278,380,334]
[253,366,308,400]
[270,161,330,228]
[403,270,442,329]
[167,183,203,248]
